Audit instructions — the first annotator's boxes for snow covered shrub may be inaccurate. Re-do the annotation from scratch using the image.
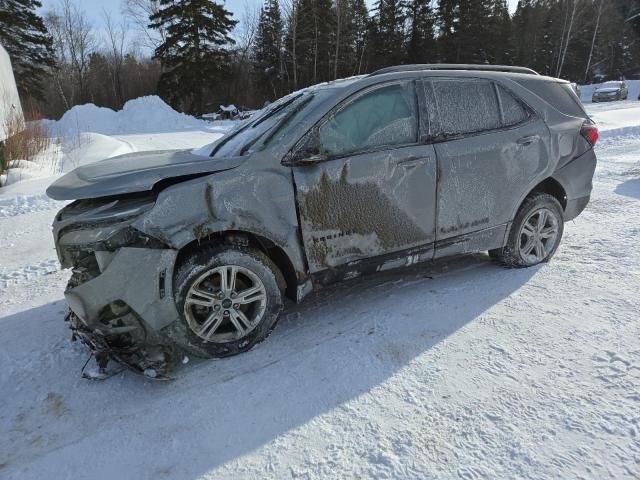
[1,108,50,186]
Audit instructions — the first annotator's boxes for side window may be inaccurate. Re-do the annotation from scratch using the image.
[319,82,417,157]
[496,85,529,126]
[432,79,501,136]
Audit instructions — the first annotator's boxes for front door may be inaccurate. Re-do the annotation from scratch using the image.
[291,81,438,273]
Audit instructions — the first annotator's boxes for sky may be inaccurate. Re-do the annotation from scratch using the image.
[38,0,520,50]
[39,0,521,29]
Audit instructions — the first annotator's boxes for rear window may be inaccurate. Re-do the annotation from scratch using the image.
[431,78,501,136]
[516,79,587,118]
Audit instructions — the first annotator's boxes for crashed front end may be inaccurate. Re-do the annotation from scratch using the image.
[53,195,181,378]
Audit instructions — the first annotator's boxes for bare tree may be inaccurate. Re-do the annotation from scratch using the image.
[122,0,165,51]
[555,0,587,78]
[334,0,342,79]
[584,0,604,82]
[237,0,260,59]
[43,10,71,111]
[281,0,298,89]
[57,0,96,103]
[103,10,127,108]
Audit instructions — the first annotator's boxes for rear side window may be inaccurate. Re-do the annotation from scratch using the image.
[496,85,529,126]
[431,79,501,136]
[516,79,587,118]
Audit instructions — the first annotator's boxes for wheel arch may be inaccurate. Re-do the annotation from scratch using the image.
[516,177,567,217]
[505,176,568,246]
[174,229,300,302]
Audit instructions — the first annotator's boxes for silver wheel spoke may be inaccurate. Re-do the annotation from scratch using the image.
[186,287,217,307]
[522,223,536,237]
[540,227,557,239]
[228,309,252,335]
[220,266,237,295]
[236,286,266,305]
[198,312,223,339]
[537,210,548,232]
[522,239,536,255]
[534,240,545,259]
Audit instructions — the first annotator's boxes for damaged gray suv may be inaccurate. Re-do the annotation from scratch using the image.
[47,65,598,377]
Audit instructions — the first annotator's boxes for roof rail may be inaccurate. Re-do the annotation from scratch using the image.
[368,64,540,77]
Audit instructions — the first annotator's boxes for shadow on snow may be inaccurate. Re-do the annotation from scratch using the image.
[0,253,539,479]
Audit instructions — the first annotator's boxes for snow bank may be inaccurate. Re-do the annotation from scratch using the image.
[586,103,640,139]
[44,96,210,137]
[579,79,640,103]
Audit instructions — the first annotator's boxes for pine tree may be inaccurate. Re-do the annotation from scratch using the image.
[150,0,237,115]
[348,0,370,75]
[511,0,534,67]
[455,0,494,63]
[406,0,436,64]
[0,0,55,101]
[486,0,512,64]
[331,0,370,78]
[372,0,406,68]
[291,0,335,86]
[436,0,458,62]
[254,0,284,100]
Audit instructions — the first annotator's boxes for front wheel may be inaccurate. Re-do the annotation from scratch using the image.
[170,246,284,358]
[490,193,564,267]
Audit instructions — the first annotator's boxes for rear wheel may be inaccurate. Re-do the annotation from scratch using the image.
[490,193,564,267]
[170,246,284,358]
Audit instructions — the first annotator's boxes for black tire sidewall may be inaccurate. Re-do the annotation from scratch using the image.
[168,246,284,358]
[500,193,565,267]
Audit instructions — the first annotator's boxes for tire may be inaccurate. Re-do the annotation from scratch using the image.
[169,245,284,358]
[490,193,564,268]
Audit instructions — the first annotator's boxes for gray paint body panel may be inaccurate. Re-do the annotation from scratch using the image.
[65,247,179,330]
[46,149,245,200]
[47,68,597,371]
[293,144,437,272]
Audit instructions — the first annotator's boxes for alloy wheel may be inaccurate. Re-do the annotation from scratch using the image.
[518,208,560,265]
[184,265,267,343]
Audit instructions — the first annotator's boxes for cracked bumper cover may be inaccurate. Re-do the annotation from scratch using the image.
[62,244,181,375]
[65,247,179,331]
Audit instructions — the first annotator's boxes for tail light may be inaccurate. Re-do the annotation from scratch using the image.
[581,122,599,147]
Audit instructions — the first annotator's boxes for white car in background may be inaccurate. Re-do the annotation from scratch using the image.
[592,81,629,102]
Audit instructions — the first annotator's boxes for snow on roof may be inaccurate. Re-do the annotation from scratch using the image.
[220,104,238,112]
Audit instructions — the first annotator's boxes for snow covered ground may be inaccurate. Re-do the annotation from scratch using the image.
[1,98,639,479]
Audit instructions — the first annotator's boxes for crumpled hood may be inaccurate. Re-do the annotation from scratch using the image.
[594,87,621,93]
[46,149,245,200]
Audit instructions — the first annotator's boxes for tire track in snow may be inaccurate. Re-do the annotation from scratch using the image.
[0,194,64,218]
[0,259,60,289]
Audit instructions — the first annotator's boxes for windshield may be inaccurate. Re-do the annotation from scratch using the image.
[205,89,334,158]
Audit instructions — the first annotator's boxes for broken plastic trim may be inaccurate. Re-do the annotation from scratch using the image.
[67,309,176,381]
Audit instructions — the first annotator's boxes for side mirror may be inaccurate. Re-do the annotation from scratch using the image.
[282,130,327,166]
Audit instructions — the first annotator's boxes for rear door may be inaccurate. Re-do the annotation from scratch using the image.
[423,77,550,257]
[291,80,438,272]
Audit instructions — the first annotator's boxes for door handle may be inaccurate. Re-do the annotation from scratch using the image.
[517,135,539,146]
[399,156,429,169]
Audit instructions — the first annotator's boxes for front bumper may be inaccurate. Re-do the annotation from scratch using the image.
[65,247,179,330]
[592,94,620,102]
[64,247,181,375]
